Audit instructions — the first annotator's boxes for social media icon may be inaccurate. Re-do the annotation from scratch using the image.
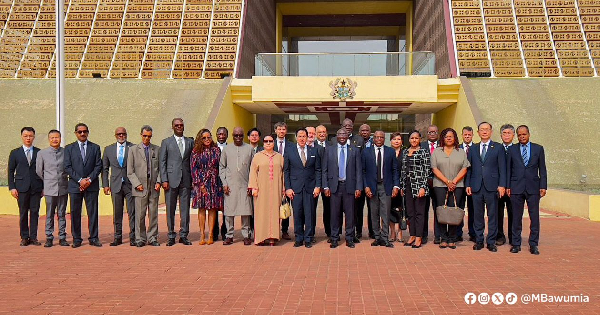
[478,293,490,305]
[492,293,504,305]
[465,293,477,305]
[506,293,518,305]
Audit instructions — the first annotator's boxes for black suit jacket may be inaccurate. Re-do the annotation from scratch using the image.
[465,141,506,193]
[348,134,364,149]
[284,144,322,193]
[322,144,362,194]
[8,146,43,193]
[64,141,103,193]
[506,143,547,195]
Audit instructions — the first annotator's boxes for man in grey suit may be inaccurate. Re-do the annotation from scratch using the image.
[36,129,69,247]
[102,127,135,246]
[420,124,439,244]
[159,118,194,246]
[128,125,161,247]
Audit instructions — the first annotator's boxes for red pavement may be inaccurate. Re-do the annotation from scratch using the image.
[0,209,598,314]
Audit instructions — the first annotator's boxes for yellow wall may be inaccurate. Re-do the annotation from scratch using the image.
[211,85,256,138]
[431,84,479,141]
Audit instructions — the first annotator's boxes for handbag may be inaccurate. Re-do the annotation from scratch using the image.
[436,191,464,226]
[400,197,408,230]
[279,196,292,220]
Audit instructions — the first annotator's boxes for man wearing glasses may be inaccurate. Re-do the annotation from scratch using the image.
[64,123,103,248]
[102,127,135,246]
[420,124,440,244]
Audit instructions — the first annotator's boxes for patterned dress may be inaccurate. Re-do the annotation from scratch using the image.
[191,146,224,209]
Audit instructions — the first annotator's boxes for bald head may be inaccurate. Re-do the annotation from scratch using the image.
[232,127,244,146]
[114,127,127,143]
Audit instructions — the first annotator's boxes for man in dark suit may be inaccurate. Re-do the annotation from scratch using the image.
[64,123,103,247]
[306,126,322,243]
[497,124,515,246]
[465,122,506,252]
[284,128,322,248]
[8,127,43,246]
[459,126,475,242]
[315,125,334,239]
[342,118,364,148]
[354,123,373,239]
[248,127,263,154]
[420,124,439,244]
[362,130,400,248]
[102,127,135,246]
[274,121,293,240]
[159,118,194,246]
[507,125,547,255]
[323,128,362,248]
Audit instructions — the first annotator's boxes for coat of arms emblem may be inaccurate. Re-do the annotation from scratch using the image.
[329,78,357,101]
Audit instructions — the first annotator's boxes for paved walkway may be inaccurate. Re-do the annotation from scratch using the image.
[0,207,598,314]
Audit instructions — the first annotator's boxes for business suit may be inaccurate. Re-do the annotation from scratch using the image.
[362,145,400,243]
[128,143,161,244]
[353,136,373,238]
[284,144,322,244]
[275,138,293,235]
[497,143,514,245]
[64,140,103,244]
[315,140,334,237]
[36,147,68,242]
[8,146,43,241]
[159,135,194,241]
[507,142,547,247]
[459,142,475,240]
[102,141,135,242]
[465,141,506,246]
[420,140,439,242]
[322,143,362,243]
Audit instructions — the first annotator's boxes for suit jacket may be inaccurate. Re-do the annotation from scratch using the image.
[101,141,134,193]
[348,134,364,149]
[127,143,161,198]
[159,135,194,189]
[8,146,43,193]
[64,141,103,193]
[284,144,322,193]
[506,142,547,195]
[322,144,362,194]
[274,138,293,157]
[251,145,264,154]
[465,141,506,193]
[36,147,68,196]
[362,145,400,196]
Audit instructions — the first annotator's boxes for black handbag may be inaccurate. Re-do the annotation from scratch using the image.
[400,196,407,230]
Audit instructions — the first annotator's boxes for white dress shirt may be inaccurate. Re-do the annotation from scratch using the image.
[480,140,490,156]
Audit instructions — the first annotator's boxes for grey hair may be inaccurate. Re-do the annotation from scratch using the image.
[500,124,515,133]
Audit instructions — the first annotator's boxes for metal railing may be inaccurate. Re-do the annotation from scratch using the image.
[255,52,436,76]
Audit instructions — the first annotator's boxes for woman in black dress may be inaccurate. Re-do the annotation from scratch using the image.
[389,132,405,242]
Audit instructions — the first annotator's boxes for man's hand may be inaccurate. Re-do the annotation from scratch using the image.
[136,185,143,191]
[313,187,320,198]
[10,189,18,199]
[154,183,161,191]
[365,187,373,198]
[540,189,546,198]
[498,187,505,198]
[103,187,111,195]
[162,182,169,190]
[392,187,399,198]
[223,185,231,195]
[324,188,331,197]
[354,190,361,199]
[286,189,295,200]
[506,188,511,197]
[466,187,472,196]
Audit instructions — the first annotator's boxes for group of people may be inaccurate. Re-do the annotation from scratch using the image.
[8,118,547,254]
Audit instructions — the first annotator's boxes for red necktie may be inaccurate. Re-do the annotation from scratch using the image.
[430,142,435,154]
[465,144,470,155]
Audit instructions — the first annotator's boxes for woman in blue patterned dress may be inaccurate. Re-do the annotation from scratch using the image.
[191,129,223,245]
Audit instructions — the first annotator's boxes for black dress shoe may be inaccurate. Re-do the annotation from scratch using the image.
[20,239,29,246]
[109,239,122,246]
[282,232,292,240]
[150,241,160,246]
[72,242,82,248]
[421,238,428,244]
[529,246,540,255]
[130,240,136,246]
[223,238,233,245]
[30,239,41,246]
[433,238,441,245]
[90,240,102,247]
[352,236,361,243]
[371,240,379,246]
[305,242,313,248]
[496,237,506,246]
[487,244,498,252]
[293,241,303,247]
[59,239,69,247]
[330,241,338,248]
[384,241,394,248]
[327,238,332,243]
[473,243,484,250]
[346,241,355,248]
[136,242,146,247]
[179,237,192,245]
[44,239,53,247]
[166,238,175,246]
[510,245,521,253]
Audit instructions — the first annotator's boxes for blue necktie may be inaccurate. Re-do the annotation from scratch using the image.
[339,145,346,180]
[481,143,487,162]
[118,145,124,167]
[522,145,529,166]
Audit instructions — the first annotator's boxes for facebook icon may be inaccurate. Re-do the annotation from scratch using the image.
[465,293,477,305]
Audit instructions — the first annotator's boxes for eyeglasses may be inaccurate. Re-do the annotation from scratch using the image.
[116,133,127,136]
[142,135,152,138]
[427,131,438,134]
[233,134,243,138]
[263,140,274,143]
[202,136,211,140]
[76,130,89,134]
[173,124,184,128]
[374,136,385,139]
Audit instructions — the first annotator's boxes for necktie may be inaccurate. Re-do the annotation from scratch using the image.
[300,146,306,166]
[177,137,184,158]
[118,145,124,167]
[465,144,469,155]
[504,145,508,152]
[522,145,529,166]
[339,145,346,180]
[481,143,487,161]
[430,142,435,154]
[80,142,86,162]
[144,146,150,176]
[376,147,382,182]
[279,141,283,154]
[26,148,32,165]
